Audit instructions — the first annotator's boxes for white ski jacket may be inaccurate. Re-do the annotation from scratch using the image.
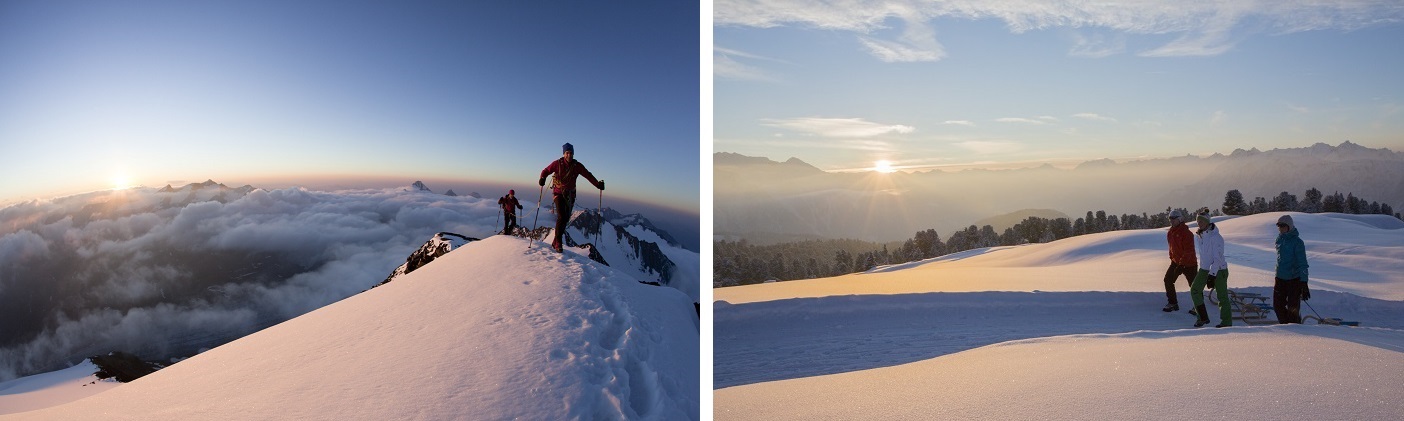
[1195,224,1227,274]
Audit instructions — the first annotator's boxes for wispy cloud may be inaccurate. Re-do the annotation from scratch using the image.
[943,120,976,127]
[1073,113,1118,122]
[859,15,946,62]
[715,1,1404,59]
[1211,110,1228,125]
[995,117,1047,125]
[761,117,916,137]
[954,140,1023,155]
[1068,32,1126,58]
[714,45,783,81]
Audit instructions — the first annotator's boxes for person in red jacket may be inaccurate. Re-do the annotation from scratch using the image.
[538,143,604,253]
[1162,209,1198,312]
[497,189,523,235]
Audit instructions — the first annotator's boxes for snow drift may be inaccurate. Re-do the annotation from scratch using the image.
[715,212,1404,419]
[3,235,699,420]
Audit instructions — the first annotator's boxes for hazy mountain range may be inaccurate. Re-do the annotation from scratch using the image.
[715,141,1404,244]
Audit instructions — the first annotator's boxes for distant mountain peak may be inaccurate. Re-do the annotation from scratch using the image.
[409,181,432,192]
[444,190,458,197]
[1074,158,1118,170]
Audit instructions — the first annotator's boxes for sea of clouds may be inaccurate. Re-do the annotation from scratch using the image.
[0,183,503,381]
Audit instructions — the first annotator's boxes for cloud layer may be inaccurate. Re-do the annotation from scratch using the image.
[716,0,1404,60]
[762,117,916,137]
[0,184,500,381]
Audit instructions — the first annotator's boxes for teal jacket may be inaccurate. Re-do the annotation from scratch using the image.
[1275,228,1309,283]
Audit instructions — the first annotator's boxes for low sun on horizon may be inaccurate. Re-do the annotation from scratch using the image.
[873,160,896,173]
[110,174,134,190]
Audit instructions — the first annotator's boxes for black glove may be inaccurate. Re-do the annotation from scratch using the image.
[538,177,546,187]
[599,180,605,190]
[516,204,523,210]
[1205,274,1216,289]
[1302,284,1311,301]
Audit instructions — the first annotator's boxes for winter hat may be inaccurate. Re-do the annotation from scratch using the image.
[1277,214,1294,230]
[509,189,514,195]
[562,142,574,154]
[1196,214,1211,228]
[1169,209,1183,219]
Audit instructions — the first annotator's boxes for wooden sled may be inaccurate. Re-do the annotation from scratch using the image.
[1209,289,1274,325]
[1210,289,1359,326]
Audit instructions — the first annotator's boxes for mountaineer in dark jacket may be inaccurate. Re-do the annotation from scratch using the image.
[497,190,523,235]
[1162,209,1197,312]
[1273,214,1311,324]
[538,142,603,253]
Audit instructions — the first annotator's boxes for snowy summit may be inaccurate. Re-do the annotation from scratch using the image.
[4,236,699,420]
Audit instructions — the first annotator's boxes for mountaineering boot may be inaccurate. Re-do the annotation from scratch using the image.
[1215,322,1231,328]
[1193,304,1211,327]
[1162,303,1179,312]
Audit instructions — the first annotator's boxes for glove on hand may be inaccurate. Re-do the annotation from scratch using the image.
[1302,284,1311,301]
[538,177,546,187]
[599,180,605,190]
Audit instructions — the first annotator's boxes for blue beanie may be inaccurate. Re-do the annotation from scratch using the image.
[563,143,574,154]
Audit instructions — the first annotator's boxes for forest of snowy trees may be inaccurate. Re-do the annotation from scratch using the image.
[714,187,1401,287]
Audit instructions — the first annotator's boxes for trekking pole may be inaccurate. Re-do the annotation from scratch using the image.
[496,209,501,235]
[528,184,544,250]
[598,186,604,244]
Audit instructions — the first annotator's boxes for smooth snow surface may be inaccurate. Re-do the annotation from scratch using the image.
[0,361,116,415]
[5,236,698,420]
[715,212,1404,419]
[717,326,1404,420]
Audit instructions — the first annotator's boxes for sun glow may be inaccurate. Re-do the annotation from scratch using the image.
[873,160,896,173]
[111,174,134,190]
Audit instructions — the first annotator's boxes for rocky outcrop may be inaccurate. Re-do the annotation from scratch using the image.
[375,232,478,288]
[90,351,164,383]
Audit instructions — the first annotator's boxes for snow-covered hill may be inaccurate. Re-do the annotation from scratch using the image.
[3,235,699,419]
[714,212,1404,419]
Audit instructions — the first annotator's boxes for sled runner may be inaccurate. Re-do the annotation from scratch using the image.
[1210,289,1273,325]
[1209,288,1359,326]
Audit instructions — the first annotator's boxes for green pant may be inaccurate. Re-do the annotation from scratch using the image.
[1191,269,1231,325]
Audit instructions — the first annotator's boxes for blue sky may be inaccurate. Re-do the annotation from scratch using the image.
[0,1,699,213]
[714,1,1404,172]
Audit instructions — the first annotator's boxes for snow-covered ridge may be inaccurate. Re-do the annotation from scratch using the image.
[565,209,699,304]
[6,236,699,420]
[375,232,478,287]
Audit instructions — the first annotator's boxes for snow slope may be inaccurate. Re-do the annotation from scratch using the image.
[564,212,701,304]
[715,212,1404,419]
[718,326,1404,420]
[0,361,116,416]
[4,235,698,420]
[716,212,1404,303]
